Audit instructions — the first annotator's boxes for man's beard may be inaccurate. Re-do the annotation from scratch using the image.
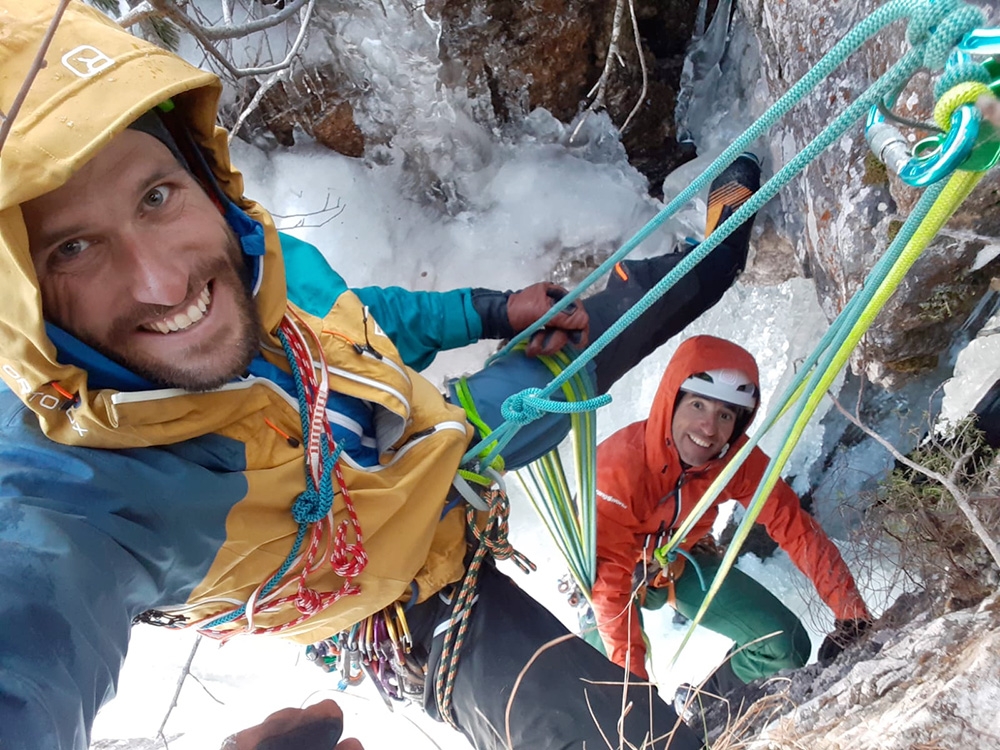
[85,233,263,392]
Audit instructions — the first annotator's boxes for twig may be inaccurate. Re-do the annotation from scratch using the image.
[831,396,1000,569]
[160,0,312,41]
[188,672,225,705]
[619,0,648,134]
[228,68,289,143]
[0,0,73,152]
[118,1,158,28]
[589,0,627,110]
[149,0,316,78]
[270,194,346,230]
[156,636,203,746]
[505,632,578,748]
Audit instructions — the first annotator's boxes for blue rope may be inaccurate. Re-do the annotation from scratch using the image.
[663,548,708,592]
[202,328,341,630]
[499,388,611,424]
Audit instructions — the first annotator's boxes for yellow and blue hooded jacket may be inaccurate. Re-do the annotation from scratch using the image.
[0,2,539,747]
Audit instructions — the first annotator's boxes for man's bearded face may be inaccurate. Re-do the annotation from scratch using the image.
[22,129,261,391]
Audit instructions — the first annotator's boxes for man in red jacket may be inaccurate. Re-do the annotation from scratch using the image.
[592,335,872,693]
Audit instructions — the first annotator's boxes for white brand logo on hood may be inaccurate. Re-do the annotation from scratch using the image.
[61,45,115,79]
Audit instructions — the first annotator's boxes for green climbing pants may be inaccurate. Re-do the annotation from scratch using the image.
[644,553,811,683]
[582,553,811,684]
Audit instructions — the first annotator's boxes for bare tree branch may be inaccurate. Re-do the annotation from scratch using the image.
[148,0,316,79]
[619,0,648,134]
[154,0,311,41]
[228,69,289,143]
[156,635,203,748]
[831,395,1000,569]
[571,0,648,143]
[118,1,158,29]
[588,0,627,111]
[0,0,73,152]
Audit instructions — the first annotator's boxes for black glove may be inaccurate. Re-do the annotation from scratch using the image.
[818,618,871,665]
[472,282,589,357]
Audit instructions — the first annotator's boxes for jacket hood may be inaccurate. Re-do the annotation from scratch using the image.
[644,335,761,472]
[0,0,290,447]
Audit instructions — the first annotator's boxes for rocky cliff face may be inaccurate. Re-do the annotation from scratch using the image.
[240,0,999,388]
[736,0,1000,388]
[708,591,1000,749]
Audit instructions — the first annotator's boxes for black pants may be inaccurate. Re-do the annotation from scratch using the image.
[587,226,752,394]
[407,563,703,749]
[453,228,755,471]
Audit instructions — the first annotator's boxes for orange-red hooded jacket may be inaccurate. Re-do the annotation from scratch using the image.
[593,335,870,679]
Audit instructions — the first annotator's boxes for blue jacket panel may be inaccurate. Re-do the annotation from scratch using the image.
[0,393,248,750]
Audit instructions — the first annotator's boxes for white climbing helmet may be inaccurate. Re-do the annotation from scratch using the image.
[680,369,757,410]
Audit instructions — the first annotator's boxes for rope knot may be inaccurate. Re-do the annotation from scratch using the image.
[292,487,331,525]
[500,387,546,424]
[914,3,985,71]
[331,519,368,578]
[907,0,958,48]
[295,587,323,614]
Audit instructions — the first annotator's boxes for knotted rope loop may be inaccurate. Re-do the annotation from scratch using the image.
[465,491,537,574]
[295,587,323,614]
[500,387,612,425]
[331,515,369,579]
[920,4,986,71]
[908,0,960,48]
[292,486,331,525]
[499,387,546,423]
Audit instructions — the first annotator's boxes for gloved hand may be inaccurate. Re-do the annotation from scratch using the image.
[818,618,871,665]
[224,699,364,749]
[506,282,590,357]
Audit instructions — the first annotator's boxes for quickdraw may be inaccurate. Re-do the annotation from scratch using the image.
[307,601,422,706]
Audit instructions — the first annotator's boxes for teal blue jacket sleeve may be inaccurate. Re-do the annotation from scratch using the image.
[280,232,484,371]
[352,285,482,371]
[0,502,141,750]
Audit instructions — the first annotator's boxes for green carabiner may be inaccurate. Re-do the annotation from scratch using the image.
[961,58,1000,172]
